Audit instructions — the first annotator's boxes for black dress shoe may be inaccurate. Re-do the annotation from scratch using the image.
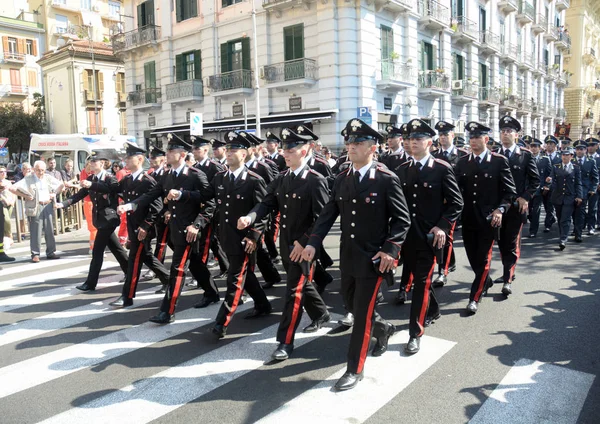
[149,312,174,324]
[372,322,395,357]
[207,259,218,269]
[448,265,457,273]
[155,284,168,294]
[575,236,583,243]
[502,282,512,296]
[395,290,408,305]
[194,296,220,308]
[559,243,566,251]
[424,312,441,327]
[338,312,354,328]
[303,312,331,333]
[272,343,294,361]
[482,279,494,297]
[494,276,504,285]
[46,253,60,260]
[244,307,272,319]
[109,296,133,307]
[186,280,199,289]
[0,253,16,262]
[544,227,551,233]
[261,281,276,289]
[405,337,421,354]
[334,371,363,391]
[432,274,446,288]
[376,291,384,305]
[76,283,95,292]
[466,300,478,314]
[212,324,227,338]
[215,271,228,279]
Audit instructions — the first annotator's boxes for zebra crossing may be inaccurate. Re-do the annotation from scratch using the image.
[0,246,596,424]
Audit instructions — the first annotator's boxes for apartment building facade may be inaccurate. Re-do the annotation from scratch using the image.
[114,0,569,149]
[563,0,600,139]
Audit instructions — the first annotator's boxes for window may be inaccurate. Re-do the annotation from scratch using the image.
[87,109,104,135]
[7,37,17,54]
[421,42,435,71]
[26,40,33,55]
[109,1,120,18]
[380,25,393,60]
[137,0,154,27]
[222,0,242,7]
[479,63,488,87]
[80,0,92,10]
[27,70,36,87]
[220,38,250,72]
[284,24,304,61]
[543,48,549,67]
[82,69,104,99]
[453,54,464,80]
[175,50,201,81]
[143,61,158,103]
[176,0,198,22]
[479,7,486,32]
[499,19,505,44]
[451,0,464,17]
[115,72,125,93]
[55,15,68,33]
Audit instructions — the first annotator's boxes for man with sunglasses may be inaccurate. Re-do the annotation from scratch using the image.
[302,118,410,391]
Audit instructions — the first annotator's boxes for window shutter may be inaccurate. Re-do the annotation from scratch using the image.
[176,0,183,22]
[82,70,89,91]
[241,37,251,70]
[175,54,184,81]
[146,0,154,25]
[137,3,143,27]
[220,43,229,73]
[98,71,104,93]
[32,40,38,56]
[194,50,202,79]
[418,41,423,71]
[451,52,457,79]
[17,38,25,55]
[284,27,294,61]
[190,0,197,18]
[28,70,36,87]
[433,44,438,70]
[1,36,8,53]
[222,0,228,8]
[115,72,122,92]
[295,25,304,60]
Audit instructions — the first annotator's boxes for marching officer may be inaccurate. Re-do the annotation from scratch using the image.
[148,147,171,269]
[209,138,230,275]
[212,138,228,167]
[120,134,216,324]
[265,131,287,172]
[379,125,408,170]
[296,125,333,179]
[455,122,516,314]
[586,137,600,233]
[543,135,562,232]
[238,127,330,361]
[56,152,129,291]
[210,131,273,338]
[395,119,463,354]
[573,139,599,242]
[551,148,583,250]
[302,118,410,391]
[109,143,170,307]
[527,138,553,238]
[494,116,539,296]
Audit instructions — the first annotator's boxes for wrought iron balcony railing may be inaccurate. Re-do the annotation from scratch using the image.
[479,87,501,103]
[263,58,317,83]
[166,79,204,100]
[417,0,450,26]
[128,87,162,106]
[453,16,479,40]
[208,69,253,92]
[112,25,161,53]
[419,70,450,90]
[379,59,418,83]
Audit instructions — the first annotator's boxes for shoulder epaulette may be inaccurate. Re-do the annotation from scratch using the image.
[247,170,262,179]
[376,166,395,176]
[491,152,504,158]
[314,157,330,166]
[216,169,228,175]
[433,158,452,168]
[308,168,324,178]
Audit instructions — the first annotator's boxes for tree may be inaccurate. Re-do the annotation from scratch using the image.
[0,101,46,163]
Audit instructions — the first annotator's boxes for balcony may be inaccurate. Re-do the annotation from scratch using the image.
[516,1,534,25]
[373,0,415,16]
[531,102,543,118]
[50,0,80,13]
[544,24,559,42]
[499,91,519,112]
[376,60,417,91]
[517,51,534,70]
[478,87,501,107]
[0,84,29,97]
[556,108,567,120]
[117,92,127,107]
[451,16,479,45]
[87,127,107,135]
[532,14,546,34]
[546,65,560,81]
[128,88,162,110]
[166,79,204,103]
[417,0,451,31]
[111,25,161,55]
[262,0,316,17]
[500,43,519,63]
[418,70,450,98]
[583,48,596,65]
[0,52,26,63]
[555,0,569,12]
[532,64,545,78]
[557,71,571,87]
[84,89,103,103]
[262,58,318,90]
[555,32,571,51]
[497,0,518,13]
[479,31,502,55]
[53,24,80,39]
[102,12,121,22]
[516,98,532,115]
[451,79,479,104]
[208,69,254,96]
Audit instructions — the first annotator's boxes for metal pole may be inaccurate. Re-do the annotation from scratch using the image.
[244,99,247,130]
[251,0,261,137]
[88,26,99,134]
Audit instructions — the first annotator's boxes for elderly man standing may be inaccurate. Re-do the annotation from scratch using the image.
[10,161,63,262]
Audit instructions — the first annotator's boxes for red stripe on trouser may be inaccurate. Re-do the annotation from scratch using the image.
[201,226,213,263]
[157,226,169,262]
[356,276,383,374]
[273,213,280,242]
[224,255,249,326]
[474,241,495,302]
[405,274,414,292]
[128,241,145,298]
[417,259,437,337]
[168,245,191,314]
[285,271,308,344]
[509,224,523,282]
[443,222,456,275]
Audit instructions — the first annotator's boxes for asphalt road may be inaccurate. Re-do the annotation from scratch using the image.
[0,221,598,424]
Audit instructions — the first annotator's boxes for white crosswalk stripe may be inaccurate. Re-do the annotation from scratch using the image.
[0,256,93,279]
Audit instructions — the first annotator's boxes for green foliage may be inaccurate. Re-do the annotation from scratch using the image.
[0,98,46,160]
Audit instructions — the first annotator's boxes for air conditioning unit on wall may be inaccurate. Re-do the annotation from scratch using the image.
[452,80,463,90]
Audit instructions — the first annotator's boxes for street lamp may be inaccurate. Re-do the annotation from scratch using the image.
[48,76,63,133]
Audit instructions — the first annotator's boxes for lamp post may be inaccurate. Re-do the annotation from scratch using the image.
[251,0,261,137]
[48,76,63,133]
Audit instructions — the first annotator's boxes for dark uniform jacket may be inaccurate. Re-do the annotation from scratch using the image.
[134,165,215,245]
[246,159,275,185]
[268,152,287,172]
[308,162,411,277]
[262,157,282,175]
[247,165,329,259]
[546,152,562,166]
[503,146,540,203]
[533,155,552,196]
[379,150,409,171]
[574,156,599,196]
[455,151,517,229]
[551,163,583,204]
[307,154,333,180]
[208,168,268,256]
[62,172,121,230]
[194,158,226,183]
[119,171,162,232]
[396,156,463,244]
[432,146,468,168]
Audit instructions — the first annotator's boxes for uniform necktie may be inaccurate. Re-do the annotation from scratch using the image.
[579,158,583,166]
[443,151,449,158]
[354,170,361,184]
[476,156,482,164]
[416,162,423,171]
[504,149,510,158]
[290,171,296,180]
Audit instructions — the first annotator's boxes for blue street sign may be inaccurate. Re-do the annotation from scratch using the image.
[357,107,372,125]
[0,148,8,157]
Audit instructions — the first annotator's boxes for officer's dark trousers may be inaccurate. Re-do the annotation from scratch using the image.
[528,194,543,236]
[543,192,557,228]
[555,202,575,245]
[264,212,280,259]
[209,224,229,273]
[276,260,327,345]
[341,272,387,375]
[153,221,171,263]
[587,192,599,230]
[402,242,439,338]
[193,225,220,299]
[574,196,588,238]
[462,226,495,303]
[85,227,129,288]
[215,254,271,327]
[256,242,281,283]
[439,222,456,276]
[498,208,525,284]
[122,234,170,299]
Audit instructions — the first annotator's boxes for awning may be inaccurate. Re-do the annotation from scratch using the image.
[149,109,337,136]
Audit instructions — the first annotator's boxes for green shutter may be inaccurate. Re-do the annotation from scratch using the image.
[222,0,228,7]
[284,27,294,61]
[175,54,184,81]
[451,53,457,79]
[294,25,304,60]
[137,4,143,27]
[381,26,392,60]
[176,0,182,22]
[145,61,156,88]
[194,50,202,79]
[432,43,438,70]
[190,0,197,18]
[241,37,251,70]
[220,43,229,73]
